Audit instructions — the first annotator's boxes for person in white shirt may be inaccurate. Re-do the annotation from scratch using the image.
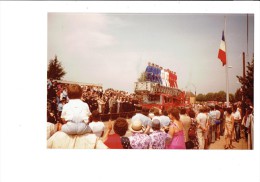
[164,69,170,87]
[160,67,166,86]
[196,107,208,149]
[89,110,105,137]
[61,84,92,135]
[232,105,242,142]
[214,105,221,140]
[131,112,152,134]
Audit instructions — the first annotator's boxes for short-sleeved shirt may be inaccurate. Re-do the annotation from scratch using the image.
[232,110,241,121]
[131,113,152,127]
[104,134,123,149]
[129,133,151,149]
[89,121,105,137]
[61,99,91,123]
[196,113,207,132]
[159,115,171,127]
[149,130,170,149]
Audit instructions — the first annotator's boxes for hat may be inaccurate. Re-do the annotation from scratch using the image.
[129,120,144,133]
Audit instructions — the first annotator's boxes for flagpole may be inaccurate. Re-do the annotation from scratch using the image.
[225,16,229,107]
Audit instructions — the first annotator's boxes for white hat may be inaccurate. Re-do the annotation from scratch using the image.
[129,120,144,133]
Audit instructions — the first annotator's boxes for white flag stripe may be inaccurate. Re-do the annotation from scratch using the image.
[219,40,226,51]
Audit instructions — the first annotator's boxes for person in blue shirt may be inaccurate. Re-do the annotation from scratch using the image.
[145,62,152,82]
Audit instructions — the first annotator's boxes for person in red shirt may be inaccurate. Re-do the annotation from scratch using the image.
[103,117,131,149]
[173,72,178,88]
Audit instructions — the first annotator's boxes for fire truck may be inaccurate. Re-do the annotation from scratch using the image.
[134,81,186,112]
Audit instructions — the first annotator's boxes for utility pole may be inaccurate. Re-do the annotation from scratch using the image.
[242,52,246,117]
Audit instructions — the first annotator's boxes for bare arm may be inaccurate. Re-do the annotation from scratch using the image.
[102,120,113,142]
[144,125,151,134]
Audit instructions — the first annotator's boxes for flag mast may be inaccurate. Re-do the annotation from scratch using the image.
[225,16,230,107]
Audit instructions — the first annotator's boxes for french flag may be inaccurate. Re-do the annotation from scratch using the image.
[218,31,226,66]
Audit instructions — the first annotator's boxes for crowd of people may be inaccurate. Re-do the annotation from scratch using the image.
[47,81,254,149]
[47,79,140,125]
[145,62,178,88]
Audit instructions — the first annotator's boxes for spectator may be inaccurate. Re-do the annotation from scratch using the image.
[224,107,234,149]
[128,120,151,149]
[103,118,131,149]
[215,105,221,140]
[196,107,208,149]
[149,118,170,149]
[131,110,152,134]
[166,108,186,149]
[60,84,92,135]
[179,108,192,148]
[89,110,105,137]
[232,105,242,143]
[188,109,199,149]
[160,110,171,130]
[209,106,217,144]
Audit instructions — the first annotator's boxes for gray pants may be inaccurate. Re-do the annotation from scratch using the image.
[211,124,216,143]
[62,122,92,135]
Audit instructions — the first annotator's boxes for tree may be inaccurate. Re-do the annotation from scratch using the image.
[196,94,205,102]
[237,55,254,104]
[235,88,243,102]
[47,55,66,80]
[215,91,226,102]
[229,93,235,103]
[205,92,215,101]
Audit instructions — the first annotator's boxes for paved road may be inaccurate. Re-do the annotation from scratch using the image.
[208,135,248,150]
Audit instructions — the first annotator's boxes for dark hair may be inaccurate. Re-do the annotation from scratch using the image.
[91,110,100,121]
[226,107,232,115]
[149,107,160,116]
[113,117,129,136]
[188,109,196,119]
[246,107,253,114]
[163,109,168,116]
[232,105,237,112]
[167,107,180,120]
[67,84,82,99]
[180,108,186,115]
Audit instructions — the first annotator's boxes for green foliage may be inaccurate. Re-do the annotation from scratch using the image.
[196,91,234,103]
[47,55,66,80]
[235,88,243,102]
[237,55,254,104]
[196,94,205,102]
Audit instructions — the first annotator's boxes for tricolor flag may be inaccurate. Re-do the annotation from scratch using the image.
[218,31,226,66]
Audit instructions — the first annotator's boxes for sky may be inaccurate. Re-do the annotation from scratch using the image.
[48,13,254,95]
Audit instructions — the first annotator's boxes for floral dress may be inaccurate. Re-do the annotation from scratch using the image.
[129,133,151,149]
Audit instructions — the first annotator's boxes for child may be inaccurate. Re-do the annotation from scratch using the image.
[88,110,105,137]
[61,84,92,135]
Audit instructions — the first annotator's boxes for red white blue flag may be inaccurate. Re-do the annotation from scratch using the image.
[218,31,226,66]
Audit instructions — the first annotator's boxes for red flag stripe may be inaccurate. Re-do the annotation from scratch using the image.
[218,31,226,66]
